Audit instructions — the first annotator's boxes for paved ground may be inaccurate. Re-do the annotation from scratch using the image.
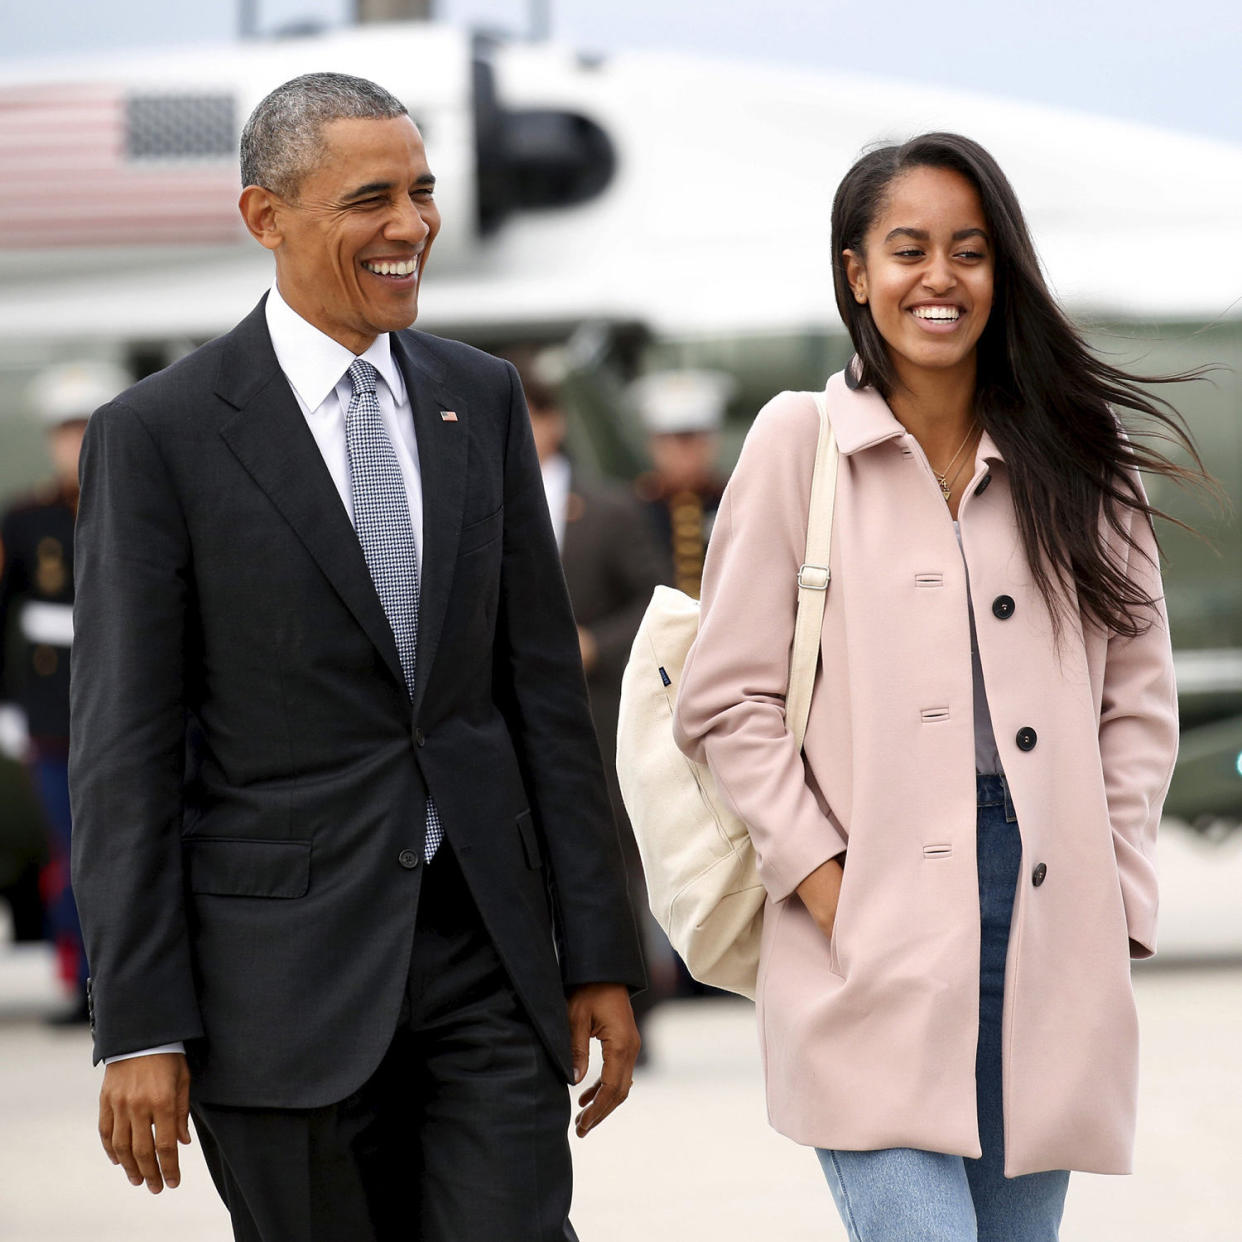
[3,817,1241,1239]
[1,949,1240,1241]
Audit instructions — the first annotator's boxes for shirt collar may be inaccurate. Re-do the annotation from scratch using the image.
[265,283,406,412]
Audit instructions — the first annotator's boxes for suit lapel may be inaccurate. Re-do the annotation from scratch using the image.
[215,300,408,697]
[391,331,470,719]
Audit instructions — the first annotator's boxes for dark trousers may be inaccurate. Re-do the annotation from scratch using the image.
[191,843,577,1242]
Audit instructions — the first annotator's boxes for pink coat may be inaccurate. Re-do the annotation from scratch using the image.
[672,372,1177,1176]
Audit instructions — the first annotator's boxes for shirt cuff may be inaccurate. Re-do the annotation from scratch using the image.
[104,1042,186,1064]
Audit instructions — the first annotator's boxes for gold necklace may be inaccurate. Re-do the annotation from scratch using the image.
[932,421,978,500]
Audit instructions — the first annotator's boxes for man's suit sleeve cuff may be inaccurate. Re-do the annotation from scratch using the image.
[104,1042,186,1064]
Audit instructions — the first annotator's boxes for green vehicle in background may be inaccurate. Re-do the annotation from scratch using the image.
[1135,321,1242,828]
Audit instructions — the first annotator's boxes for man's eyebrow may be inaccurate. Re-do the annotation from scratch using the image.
[342,181,395,201]
[340,173,437,202]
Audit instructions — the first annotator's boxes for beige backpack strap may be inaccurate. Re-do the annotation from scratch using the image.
[785,387,838,750]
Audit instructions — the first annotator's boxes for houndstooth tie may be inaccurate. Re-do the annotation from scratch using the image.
[345,359,442,860]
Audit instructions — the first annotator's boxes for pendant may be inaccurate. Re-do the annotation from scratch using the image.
[938,478,951,499]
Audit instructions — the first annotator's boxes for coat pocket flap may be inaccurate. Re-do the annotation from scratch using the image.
[185,837,311,898]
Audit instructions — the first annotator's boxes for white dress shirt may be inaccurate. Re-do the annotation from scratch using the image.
[540,453,572,553]
[265,282,425,561]
[106,285,426,1066]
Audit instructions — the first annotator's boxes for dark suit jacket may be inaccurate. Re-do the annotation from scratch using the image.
[69,298,644,1109]
[559,471,663,841]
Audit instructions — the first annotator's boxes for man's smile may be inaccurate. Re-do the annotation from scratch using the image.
[361,256,421,280]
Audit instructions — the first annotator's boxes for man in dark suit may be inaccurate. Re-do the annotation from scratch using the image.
[70,72,643,1242]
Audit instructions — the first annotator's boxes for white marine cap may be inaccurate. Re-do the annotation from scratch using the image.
[28,360,131,426]
[630,369,734,435]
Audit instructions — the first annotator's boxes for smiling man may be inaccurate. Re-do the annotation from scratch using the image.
[69,73,643,1242]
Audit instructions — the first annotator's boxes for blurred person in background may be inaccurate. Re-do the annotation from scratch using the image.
[673,133,1196,1240]
[511,346,676,1050]
[631,369,732,600]
[0,360,129,1024]
[0,746,48,948]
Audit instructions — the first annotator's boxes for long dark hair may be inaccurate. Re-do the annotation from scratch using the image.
[830,132,1206,638]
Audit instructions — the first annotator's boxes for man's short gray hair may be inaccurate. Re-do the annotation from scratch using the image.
[240,72,408,199]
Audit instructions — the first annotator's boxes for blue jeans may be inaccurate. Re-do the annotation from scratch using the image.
[816,774,1069,1241]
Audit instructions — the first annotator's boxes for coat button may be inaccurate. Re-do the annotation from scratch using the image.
[1015,726,1037,751]
[992,595,1015,620]
[414,728,426,747]
[1032,862,1048,887]
[974,474,992,496]
[398,849,420,869]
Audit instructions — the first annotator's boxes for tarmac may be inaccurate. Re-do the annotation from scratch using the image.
[3,818,1242,1241]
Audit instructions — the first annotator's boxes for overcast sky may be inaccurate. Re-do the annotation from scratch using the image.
[2,0,1241,144]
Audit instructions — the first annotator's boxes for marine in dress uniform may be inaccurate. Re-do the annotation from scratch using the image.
[0,361,129,1021]
[630,370,732,600]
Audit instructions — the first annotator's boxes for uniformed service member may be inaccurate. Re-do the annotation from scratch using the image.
[0,360,130,1022]
[630,369,732,600]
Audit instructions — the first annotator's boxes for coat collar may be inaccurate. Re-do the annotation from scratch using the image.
[824,370,906,456]
[825,368,1006,466]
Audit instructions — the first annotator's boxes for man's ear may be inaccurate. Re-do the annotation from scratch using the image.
[239,186,284,252]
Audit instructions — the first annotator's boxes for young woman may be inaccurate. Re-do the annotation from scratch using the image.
[672,133,1198,1241]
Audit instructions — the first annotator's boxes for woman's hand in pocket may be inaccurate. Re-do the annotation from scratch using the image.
[796,855,845,941]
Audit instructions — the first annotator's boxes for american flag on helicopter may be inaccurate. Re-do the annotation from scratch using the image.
[0,83,244,249]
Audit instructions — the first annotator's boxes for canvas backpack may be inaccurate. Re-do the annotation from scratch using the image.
[616,389,838,998]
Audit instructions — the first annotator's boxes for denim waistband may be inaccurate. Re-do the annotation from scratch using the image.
[975,772,1009,808]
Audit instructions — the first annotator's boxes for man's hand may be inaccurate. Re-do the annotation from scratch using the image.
[796,855,844,941]
[567,983,640,1138]
[99,1053,192,1193]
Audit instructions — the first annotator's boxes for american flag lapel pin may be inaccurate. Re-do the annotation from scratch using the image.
[440,410,458,422]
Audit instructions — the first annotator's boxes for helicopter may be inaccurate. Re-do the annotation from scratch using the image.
[0,19,1239,826]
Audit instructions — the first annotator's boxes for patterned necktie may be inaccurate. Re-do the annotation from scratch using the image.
[344,358,442,860]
